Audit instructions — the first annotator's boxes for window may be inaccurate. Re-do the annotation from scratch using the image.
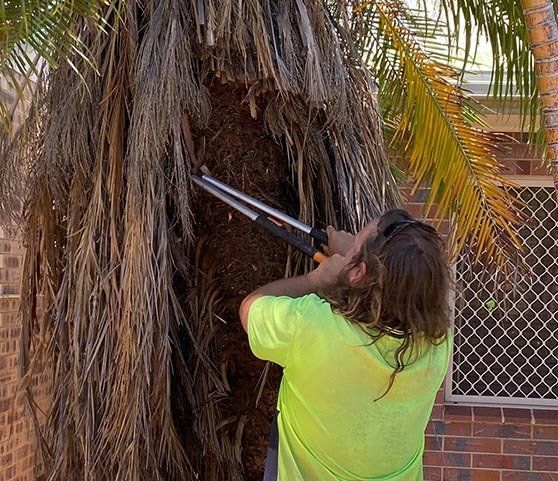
[447,183,558,408]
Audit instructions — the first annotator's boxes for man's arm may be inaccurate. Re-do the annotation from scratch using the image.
[239,254,346,332]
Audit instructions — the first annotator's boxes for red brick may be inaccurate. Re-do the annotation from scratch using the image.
[0,341,17,356]
[407,203,423,218]
[502,471,558,481]
[473,407,503,423]
[532,456,558,472]
[0,298,19,313]
[0,357,17,370]
[429,421,472,437]
[504,440,558,456]
[445,406,473,421]
[0,367,18,385]
[0,256,21,269]
[516,160,532,174]
[0,313,19,327]
[0,284,19,296]
[509,143,540,159]
[473,453,531,470]
[422,204,446,223]
[424,466,442,481]
[435,389,444,404]
[531,163,551,175]
[444,468,501,481]
[0,227,19,239]
[424,450,443,466]
[424,450,471,467]
[0,269,20,283]
[533,410,558,426]
[499,158,516,174]
[436,220,450,236]
[444,437,502,453]
[533,425,558,440]
[503,408,533,425]
[0,240,14,251]
[0,398,14,413]
[473,423,531,439]
[0,327,9,339]
[426,435,443,451]
[431,405,443,421]
[496,142,515,159]
[7,241,22,254]
[0,383,17,399]
[406,187,430,203]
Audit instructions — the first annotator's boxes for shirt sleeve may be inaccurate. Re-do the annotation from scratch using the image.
[247,295,304,367]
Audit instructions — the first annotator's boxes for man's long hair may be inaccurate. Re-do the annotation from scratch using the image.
[321,209,451,400]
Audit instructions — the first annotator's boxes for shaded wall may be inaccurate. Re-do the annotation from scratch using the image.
[0,228,49,481]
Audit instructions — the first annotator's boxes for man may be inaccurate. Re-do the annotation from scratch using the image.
[240,210,452,481]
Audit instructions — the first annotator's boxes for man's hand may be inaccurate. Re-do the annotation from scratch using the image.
[324,226,355,256]
[308,254,348,290]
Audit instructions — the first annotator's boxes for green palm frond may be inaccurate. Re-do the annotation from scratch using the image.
[356,0,542,139]
[0,0,106,130]
[438,0,542,136]
[441,0,535,91]
[356,0,526,272]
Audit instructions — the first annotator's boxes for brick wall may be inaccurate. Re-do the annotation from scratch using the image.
[424,394,558,481]
[0,227,45,481]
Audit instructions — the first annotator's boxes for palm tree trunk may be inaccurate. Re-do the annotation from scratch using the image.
[189,84,290,481]
[522,0,558,191]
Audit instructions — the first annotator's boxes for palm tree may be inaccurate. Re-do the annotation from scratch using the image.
[0,4,401,481]
[0,1,544,481]
[521,0,558,191]
[434,0,558,190]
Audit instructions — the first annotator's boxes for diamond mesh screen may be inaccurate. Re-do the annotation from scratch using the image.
[450,186,558,406]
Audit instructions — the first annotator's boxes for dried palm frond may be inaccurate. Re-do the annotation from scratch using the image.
[14,4,201,481]
[201,0,401,230]
[182,240,243,481]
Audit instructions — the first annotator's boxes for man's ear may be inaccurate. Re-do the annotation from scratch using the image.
[347,261,367,287]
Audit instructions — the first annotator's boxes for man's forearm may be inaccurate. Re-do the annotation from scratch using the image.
[251,272,323,298]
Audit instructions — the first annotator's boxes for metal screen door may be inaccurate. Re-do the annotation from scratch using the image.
[447,185,558,408]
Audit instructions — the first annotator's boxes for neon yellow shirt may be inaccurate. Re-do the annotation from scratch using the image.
[248,294,452,481]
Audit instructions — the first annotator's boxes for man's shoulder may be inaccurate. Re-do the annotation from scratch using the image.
[297,293,335,318]
[293,294,350,337]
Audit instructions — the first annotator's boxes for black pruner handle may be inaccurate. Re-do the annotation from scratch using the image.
[310,227,328,246]
[255,216,327,263]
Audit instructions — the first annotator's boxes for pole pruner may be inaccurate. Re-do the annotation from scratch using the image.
[192,172,328,264]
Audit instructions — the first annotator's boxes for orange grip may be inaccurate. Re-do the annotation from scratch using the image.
[313,252,328,264]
